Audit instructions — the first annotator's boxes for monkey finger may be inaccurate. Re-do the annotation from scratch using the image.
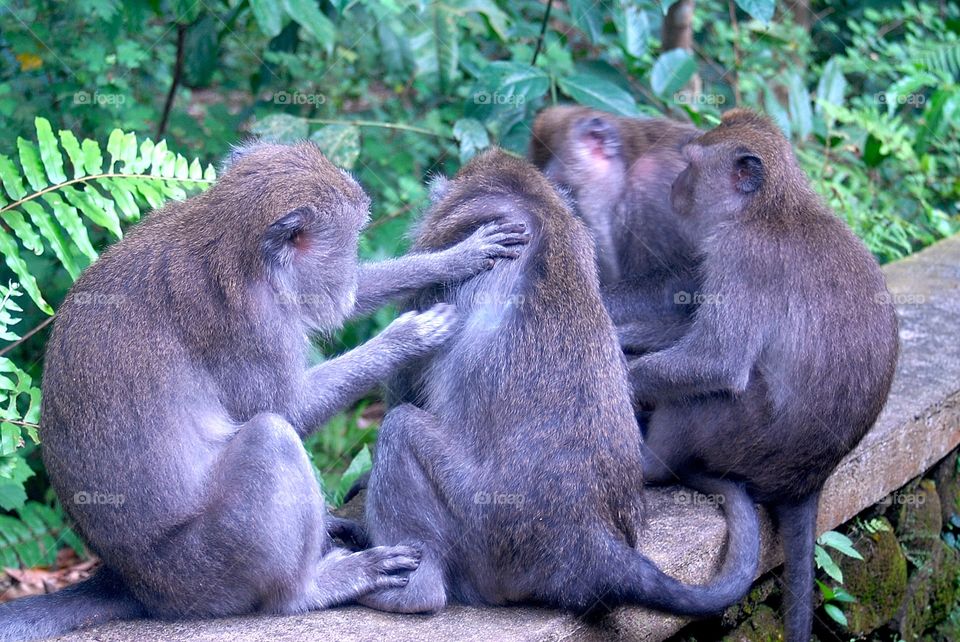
[486,222,527,235]
[488,232,532,247]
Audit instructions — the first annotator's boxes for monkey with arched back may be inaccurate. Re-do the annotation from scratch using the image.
[356,148,761,617]
[628,110,899,641]
[529,105,702,355]
[0,141,529,642]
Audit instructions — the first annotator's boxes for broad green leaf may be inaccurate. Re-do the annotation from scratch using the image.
[21,201,79,280]
[183,13,219,88]
[824,603,848,627]
[16,139,46,192]
[764,85,792,138]
[41,192,98,260]
[0,229,52,314]
[461,0,509,41]
[816,57,847,117]
[310,125,361,169]
[650,49,697,99]
[284,0,336,48]
[1,210,43,255]
[452,118,490,162]
[336,445,372,502]
[558,73,639,116]
[818,530,863,560]
[735,0,775,23]
[135,181,165,211]
[0,423,19,456]
[35,117,67,185]
[616,3,649,58]
[569,0,603,43]
[58,130,87,179]
[832,587,857,604]
[251,114,310,143]
[787,72,813,140]
[250,0,284,37]
[814,544,843,583]
[0,155,27,201]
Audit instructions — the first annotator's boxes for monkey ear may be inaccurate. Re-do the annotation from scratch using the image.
[733,154,764,194]
[263,205,317,266]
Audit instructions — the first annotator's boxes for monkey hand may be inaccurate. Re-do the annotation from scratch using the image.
[381,303,461,356]
[442,221,531,277]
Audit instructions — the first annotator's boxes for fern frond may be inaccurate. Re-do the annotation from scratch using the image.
[0,501,84,568]
[0,117,216,314]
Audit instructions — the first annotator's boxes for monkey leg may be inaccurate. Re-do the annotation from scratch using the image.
[618,318,690,355]
[360,403,474,614]
[138,413,415,617]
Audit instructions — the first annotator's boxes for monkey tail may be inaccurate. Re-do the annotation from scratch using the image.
[615,476,760,616]
[0,566,144,642]
[773,491,819,642]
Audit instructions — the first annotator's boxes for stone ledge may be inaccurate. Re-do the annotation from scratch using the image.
[53,234,960,642]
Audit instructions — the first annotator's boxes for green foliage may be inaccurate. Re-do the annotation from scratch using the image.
[0,501,84,568]
[816,530,865,628]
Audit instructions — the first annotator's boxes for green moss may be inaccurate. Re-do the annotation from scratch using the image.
[897,479,944,561]
[897,540,960,640]
[840,517,909,635]
[722,604,783,642]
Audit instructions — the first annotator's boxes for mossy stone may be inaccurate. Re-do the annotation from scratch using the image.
[722,604,783,642]
[839,517,908,635]
[932,451,960,527]
[896,479,944,560]
[896,540,960,641]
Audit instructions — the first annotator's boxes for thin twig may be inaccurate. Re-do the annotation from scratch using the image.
[3,418,40,429]
[156,23,187,140]
[0,315,55,357]
[531,0,555,66]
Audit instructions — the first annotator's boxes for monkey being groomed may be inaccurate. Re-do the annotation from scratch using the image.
[529,105,702,355]
[0,141,529,642]
[358,148,761,616]
[628,110,899,642]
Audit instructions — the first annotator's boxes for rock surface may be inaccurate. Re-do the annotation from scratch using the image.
[53,235,960,641]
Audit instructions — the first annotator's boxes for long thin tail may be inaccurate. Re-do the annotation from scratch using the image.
[0,566,144,642]
[615,476,761,616]
[774,491,819,642]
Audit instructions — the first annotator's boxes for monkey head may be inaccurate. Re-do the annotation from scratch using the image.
[213,141,372,332]
[671,109,808,233]
[529,105,629,203]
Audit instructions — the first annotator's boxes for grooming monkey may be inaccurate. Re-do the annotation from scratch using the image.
[0,141,528,641]
[629,110,899,641]
[358,148,761,616]
[529,105,701,353]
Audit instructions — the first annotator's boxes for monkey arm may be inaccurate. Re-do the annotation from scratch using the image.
[352,222,530,318]
[618,317,690,355]
[601,268,699,326]
[352,254,458,317]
